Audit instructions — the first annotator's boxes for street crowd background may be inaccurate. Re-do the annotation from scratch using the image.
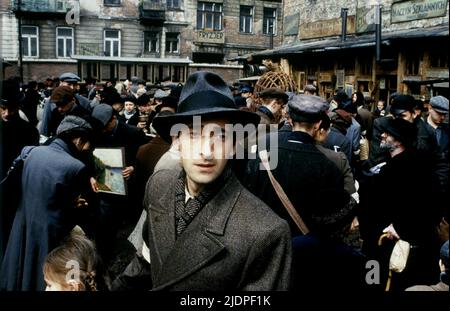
[0,69,448,292]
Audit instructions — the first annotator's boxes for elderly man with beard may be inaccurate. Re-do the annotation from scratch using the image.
[358,118,442,291]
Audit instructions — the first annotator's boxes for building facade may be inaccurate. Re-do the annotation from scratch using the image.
[246,0,449,102]
[0,0,284,83]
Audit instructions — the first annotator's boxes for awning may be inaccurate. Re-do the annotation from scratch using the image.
[240,24,449,59]
[71,55,192,64]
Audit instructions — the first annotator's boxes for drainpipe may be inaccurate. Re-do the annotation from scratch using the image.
[341,8,348,42]
[375,4,382,63]
[17,0,24,83]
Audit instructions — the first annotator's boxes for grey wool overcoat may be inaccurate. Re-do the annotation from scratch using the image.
[144,169,292,291]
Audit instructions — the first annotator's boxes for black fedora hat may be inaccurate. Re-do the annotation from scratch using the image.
[152,71,260,141]
[381,118,417,148]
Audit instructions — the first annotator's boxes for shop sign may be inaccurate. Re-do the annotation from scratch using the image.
[391,0,448,23]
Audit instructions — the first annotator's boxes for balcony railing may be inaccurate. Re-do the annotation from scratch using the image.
[139,0,166,25]
[12,0,76,15]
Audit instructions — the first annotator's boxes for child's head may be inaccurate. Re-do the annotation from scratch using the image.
[43,232,106,291]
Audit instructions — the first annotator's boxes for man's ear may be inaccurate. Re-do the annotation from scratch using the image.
[172,137,181,152]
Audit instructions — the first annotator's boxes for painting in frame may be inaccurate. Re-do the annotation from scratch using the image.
[92,147,127,196]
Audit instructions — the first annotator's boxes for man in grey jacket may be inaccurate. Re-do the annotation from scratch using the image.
[114,71,292,291]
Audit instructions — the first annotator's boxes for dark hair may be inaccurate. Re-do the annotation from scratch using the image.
[43,231,108,291]
[51,86,74,106]
[319,112,331,130]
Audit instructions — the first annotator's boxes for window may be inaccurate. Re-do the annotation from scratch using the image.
[104,0,120,5]
[197,2,222,31]
[167,0,180,9]
[165,32,179,53]
[239,6,253,33]
[104,30,120,57]
[263,8,276,35]
[144,31,159,53]
[56,27,74,58]
[21,26,39,57]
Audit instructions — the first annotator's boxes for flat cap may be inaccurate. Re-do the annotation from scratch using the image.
[92,104,113,127]
[258,88,289,103]
[304,84,317,94]
[430,95,449,114]
[288,94,329,123]
[59,72,81,83]
[56,115,92,135]
[154,89,168,99]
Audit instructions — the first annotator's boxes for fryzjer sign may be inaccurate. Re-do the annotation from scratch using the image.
[196,30,225,44]
[391,0,448,23]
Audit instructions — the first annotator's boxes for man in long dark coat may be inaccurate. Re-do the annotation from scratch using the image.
[0,116,93,291]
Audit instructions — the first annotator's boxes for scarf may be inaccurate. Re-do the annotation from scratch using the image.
[174,164,233,237]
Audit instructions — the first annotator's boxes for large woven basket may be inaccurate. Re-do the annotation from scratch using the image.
[254,71,298,94]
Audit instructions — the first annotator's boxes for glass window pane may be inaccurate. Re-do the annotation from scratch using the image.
[57,28,72,37]
[105,30,119,38]
[173,40,178,52]
[206,12,213,28]
[58,38,64,57]
[113,41,119,56]
[30,37,37,56]
[213,13,221,30]
[22,26,37,35]
[205,3,212,11]
[22,39,29,56]
[105,41,111,56]
[197,11,203,29]
[66,39,72,56]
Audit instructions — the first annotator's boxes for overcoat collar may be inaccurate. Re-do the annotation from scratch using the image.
[149,172,242,290]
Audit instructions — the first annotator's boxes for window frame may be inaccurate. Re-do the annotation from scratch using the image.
[239,5,253,34]
[165,32,180,54]
[21,25,39,58]
[144,31,160,53]
[104,29,121,57]
[263,7,277,35]
[56,27,74,58]
[197,2,223,31]
[167,0,181,10]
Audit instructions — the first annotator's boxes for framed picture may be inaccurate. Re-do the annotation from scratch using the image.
[92,147,127,196]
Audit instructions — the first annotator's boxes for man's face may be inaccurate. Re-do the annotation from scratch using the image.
[380,132,401,153]
[60,81,76,89]
[429,108,447,126]
[178,119,233,188]
[56,99,75,115]
[377,101,385,110]
[124,101,135,113]
[269,99,285,122]
[396,110,415,123]
[0,104,19,122]
[138,104,151,114]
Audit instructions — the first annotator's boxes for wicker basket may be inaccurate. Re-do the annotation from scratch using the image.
[254,71,298,94]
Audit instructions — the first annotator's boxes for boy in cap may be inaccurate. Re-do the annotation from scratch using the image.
[115,71,291,291]
[426,95,449,161]
[0,116,93,290]
[256,87,289,125]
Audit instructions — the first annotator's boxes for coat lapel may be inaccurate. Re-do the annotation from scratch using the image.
[152,174,242,290]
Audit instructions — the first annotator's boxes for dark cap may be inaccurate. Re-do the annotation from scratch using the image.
[304,84,317,94]
[288,94,329,123]
[59,72,81,83]
[56,115,92,136]
[154,89,168,99]
[390,94,415,116]
[50,86,75,106]
[341,99,357,114]
[333,89,349,104]
[430,95,449,114]
[155,96,178,114]
[381,118,417,148]
[258,88,289,104]
[92,104,114,127]
[239,84,253,94]
[333,109,353,126]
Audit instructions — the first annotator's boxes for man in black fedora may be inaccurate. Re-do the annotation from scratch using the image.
[114,71,291,291]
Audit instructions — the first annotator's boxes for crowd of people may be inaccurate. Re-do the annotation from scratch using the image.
[0,70,448,292]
